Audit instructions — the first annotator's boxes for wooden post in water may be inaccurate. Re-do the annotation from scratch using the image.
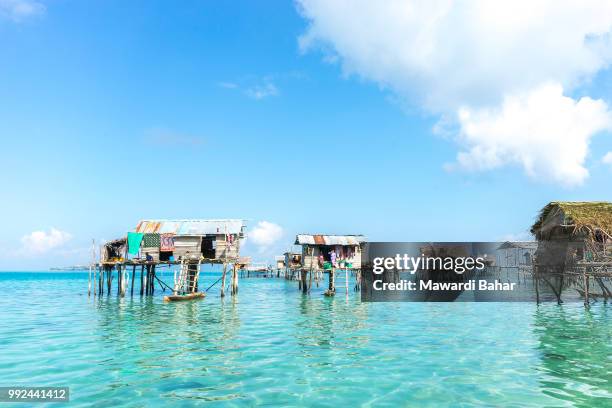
[308,266,313,293]
[107,266,112,295]
[117,265,122,296]
[301,270,308,294]
[144,265,150,295]
[150,265,156,294]
[231,264,239,295]
[534,273,540,305]
[221,262,227,297]
[92,264,96,299]
[121,266,127,297]
[328,268,335,294]
[583,272,590,308]
[140,265,144,296]
[98,265,103,296]
[345,267,349,295]
[131,265,136,297]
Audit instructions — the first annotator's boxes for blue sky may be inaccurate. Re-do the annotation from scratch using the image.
[1,0,611,270]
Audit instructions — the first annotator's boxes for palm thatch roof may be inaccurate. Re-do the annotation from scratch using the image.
[531,201,612,240]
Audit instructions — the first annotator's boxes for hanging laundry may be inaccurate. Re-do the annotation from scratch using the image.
[160,233,175,252]
[127,232,144,255]
[143,233,161,248]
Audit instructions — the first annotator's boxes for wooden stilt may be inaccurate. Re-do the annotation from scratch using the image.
[308,267,313,293]
[122,266,126,296]
[107,266,111,295]
[144,265,150,296]
[231,264,239,295]
[131,265,136,297]
[324,268,335,296]
[99,265,103,296]
[345,267,349,295]
[534,273,540,305]
[140,265,144,296]
[117,266,122,296]
[150,265,156,294]
[221,262,227,297]
[584,272,590,308]
[301,270,308,294]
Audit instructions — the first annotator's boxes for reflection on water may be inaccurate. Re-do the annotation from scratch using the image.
[534,306,612,406]
[0,272,610,407]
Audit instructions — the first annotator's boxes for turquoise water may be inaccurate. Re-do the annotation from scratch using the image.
[0,272,611,407]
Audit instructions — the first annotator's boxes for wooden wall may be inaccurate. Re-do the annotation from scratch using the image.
[301,245,362,270]
[214,236,240,260]
[134,234,240,261]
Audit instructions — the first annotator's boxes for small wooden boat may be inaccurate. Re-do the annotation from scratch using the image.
[164,292,206,302]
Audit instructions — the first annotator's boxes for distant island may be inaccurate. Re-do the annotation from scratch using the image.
[49,266,90,271]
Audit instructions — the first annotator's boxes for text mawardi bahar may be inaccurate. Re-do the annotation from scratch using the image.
[371,254,516,291]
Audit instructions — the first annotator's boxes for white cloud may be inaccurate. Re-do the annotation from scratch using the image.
[452,83,612,186]
[21,228,72,254]
[245,80,279,100]
[248,221,283,252]
[297,0,612,185]
[603,151,612,165]
[218,77,280,100]
[0,0,45,21]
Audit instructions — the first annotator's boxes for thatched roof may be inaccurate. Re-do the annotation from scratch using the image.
[531,201,612,239]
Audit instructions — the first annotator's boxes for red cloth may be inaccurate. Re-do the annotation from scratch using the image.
[160,233,175,252]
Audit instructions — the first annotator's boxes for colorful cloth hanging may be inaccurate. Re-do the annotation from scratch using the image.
[143,233,161,248]
[127,232,144,255]
[160,233,175,252]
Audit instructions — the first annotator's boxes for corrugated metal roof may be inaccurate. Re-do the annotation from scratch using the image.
[295,234,366,246]
[135,219,245,235]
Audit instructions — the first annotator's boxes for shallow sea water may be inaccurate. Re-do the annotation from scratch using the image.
[0,272,610,407]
